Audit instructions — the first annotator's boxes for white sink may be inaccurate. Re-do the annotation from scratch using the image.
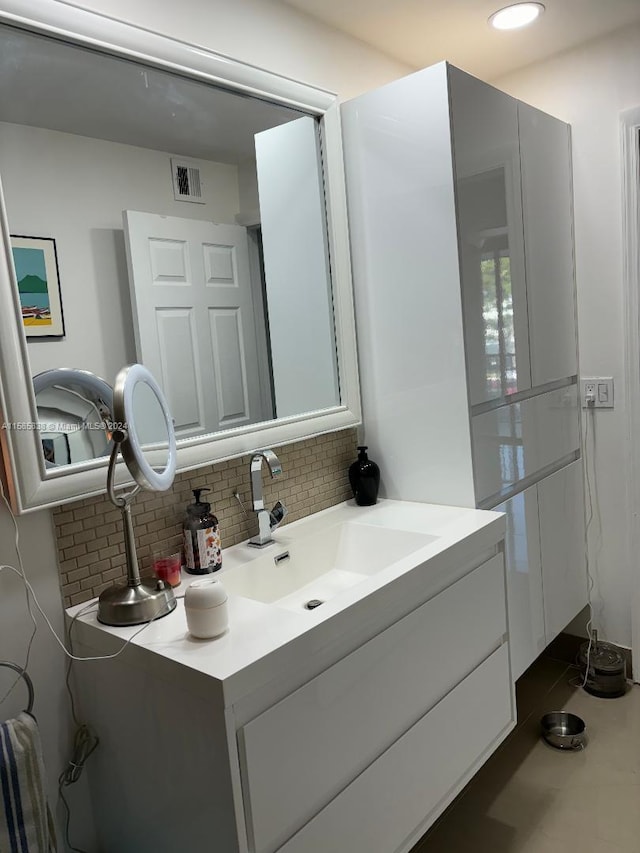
[220,521,436,612]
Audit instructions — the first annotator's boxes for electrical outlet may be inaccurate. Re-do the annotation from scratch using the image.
[581,377,614,408]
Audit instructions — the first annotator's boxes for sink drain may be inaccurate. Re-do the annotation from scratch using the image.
[304,599,324,610]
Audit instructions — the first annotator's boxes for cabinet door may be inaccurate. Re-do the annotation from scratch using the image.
[449,66,530,406]
[497,486,546,680]
[519,103,577,387]
[538,460,587,642]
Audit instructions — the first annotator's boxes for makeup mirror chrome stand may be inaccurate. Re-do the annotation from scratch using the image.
[96,431,176,627]
[97,363,177,627]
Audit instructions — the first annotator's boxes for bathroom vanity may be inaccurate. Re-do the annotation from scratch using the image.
[70,499,512,853]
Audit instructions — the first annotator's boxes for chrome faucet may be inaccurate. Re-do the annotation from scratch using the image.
[248,450,288,547]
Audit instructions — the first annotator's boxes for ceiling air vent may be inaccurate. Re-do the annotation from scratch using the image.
[170,157,205,203]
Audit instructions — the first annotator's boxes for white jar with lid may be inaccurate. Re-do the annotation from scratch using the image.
[184,578,229,639]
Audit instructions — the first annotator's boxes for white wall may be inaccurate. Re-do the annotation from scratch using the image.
[0,3,410,850]
[0,483,97,850]
[494,23,640,649]
[0,121,240,384]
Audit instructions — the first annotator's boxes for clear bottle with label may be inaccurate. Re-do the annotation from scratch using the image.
[182,488,222,575]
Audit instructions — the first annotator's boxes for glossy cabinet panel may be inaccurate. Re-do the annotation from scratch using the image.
[472,385,579,504]
[529,384,580,473]
[497,487,546,680]
[449,66,530,406]
[519,103,577,386]
[472,402,527,503]
[538,460,587,641]
[342,63,476,507]
[241,555,506,853]
[279,645,513,853]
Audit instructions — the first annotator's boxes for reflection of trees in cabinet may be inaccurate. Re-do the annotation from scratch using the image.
[480,231,515,398]
[450,66,530,406]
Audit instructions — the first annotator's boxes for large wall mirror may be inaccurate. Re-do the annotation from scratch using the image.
[0,0,360,512]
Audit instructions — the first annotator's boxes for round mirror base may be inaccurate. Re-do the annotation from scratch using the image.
[97,579,177,627]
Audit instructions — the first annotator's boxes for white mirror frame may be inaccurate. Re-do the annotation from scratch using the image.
[0,0,361,513]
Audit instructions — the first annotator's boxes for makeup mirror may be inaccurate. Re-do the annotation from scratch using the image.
[97,363,177,627]
[33,368,113,468]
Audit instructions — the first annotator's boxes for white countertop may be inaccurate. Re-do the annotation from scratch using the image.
[67,499,505,705]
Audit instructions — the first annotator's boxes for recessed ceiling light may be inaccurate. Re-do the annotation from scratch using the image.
[489,2,545,30]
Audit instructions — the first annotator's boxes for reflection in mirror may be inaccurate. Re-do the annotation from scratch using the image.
[129,379,170,451]
[0,22,341,467]
[32,368,113,467]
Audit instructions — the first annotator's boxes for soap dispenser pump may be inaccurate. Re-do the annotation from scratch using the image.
[348,446,380,506]
[183,488,222,574]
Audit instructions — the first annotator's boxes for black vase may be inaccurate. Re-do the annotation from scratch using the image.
[349,446,380,506]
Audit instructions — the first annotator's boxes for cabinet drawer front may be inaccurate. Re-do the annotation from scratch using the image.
[279,643,513,853]
[240,555,507,853]
[472,385,579,503]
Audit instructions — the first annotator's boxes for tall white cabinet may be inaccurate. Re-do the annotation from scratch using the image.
[342,63,585,680]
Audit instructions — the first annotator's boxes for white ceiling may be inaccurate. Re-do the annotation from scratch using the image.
[282,0,640,79]
[0,25,306,164]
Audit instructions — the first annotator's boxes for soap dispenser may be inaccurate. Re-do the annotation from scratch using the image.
[348,446,380,506]
[183,488,222,574]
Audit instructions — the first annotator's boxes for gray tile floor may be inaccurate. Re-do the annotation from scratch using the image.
[412,657,640,852]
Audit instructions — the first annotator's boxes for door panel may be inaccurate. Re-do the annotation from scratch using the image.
[208,307,251,424]
[497,486,546,680]
[203,243,235,285]
[148,238,190,283]
[449,66,531,406]
[155,308,202,433]
[123,210,266,438]
[519,103,577,386]
[538,460,587,641]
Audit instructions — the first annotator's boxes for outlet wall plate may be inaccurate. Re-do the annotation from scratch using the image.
[582,377,614,408]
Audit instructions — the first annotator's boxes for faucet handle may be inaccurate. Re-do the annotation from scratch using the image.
[269,500,288,530]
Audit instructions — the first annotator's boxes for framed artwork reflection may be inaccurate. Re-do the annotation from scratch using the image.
[10,235,65,338]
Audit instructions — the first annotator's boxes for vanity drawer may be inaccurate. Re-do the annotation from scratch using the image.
[278,643,513,853]
[239,554,507,853]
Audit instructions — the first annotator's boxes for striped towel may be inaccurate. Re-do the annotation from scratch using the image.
[0,712,57,853]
